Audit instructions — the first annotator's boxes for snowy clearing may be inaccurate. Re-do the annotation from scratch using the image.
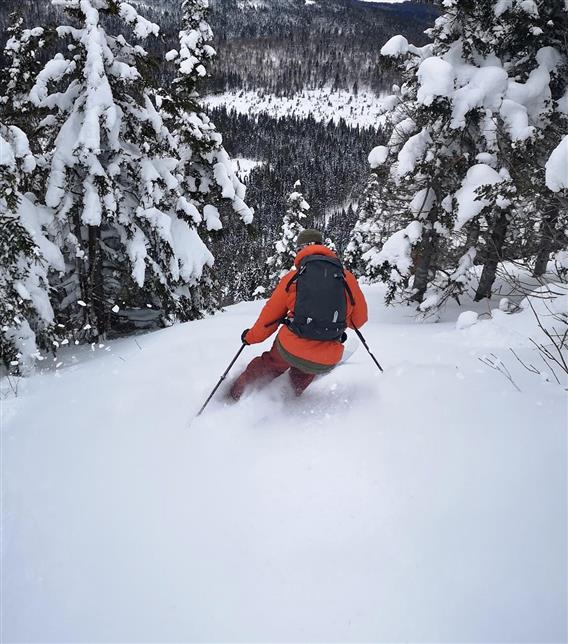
[204,88,388,129]
[232,157,265,182]
[1,284,566,642]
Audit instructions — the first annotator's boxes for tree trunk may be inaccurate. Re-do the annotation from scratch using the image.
[533,207,558,277]
[411,227,435,303]
[72,206,89,322]
[88,224,106,338]
[465,220,480,252]
[474,212,509,301]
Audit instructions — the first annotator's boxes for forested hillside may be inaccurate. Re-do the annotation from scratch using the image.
[211,108,379,301]
[0,0,438,94]
[205,0,438,94]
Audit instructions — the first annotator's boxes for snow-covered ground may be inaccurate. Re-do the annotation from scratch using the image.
[205,88,387,129]
[2,284,566,642]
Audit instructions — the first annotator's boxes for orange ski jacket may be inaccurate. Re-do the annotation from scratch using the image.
[244,245,368,368]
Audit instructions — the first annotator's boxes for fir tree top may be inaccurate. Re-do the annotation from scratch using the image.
[266,180,310,286]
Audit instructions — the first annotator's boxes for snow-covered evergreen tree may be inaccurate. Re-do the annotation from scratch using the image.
[28,0,157,339]
[26,0,252,341]
[344,155,409,289]
[324,236,337,253]
[358,0,568,312]
[160,0,254,313]
[266,181,310,286]
[0,122,64,374]
[344,175,381,276]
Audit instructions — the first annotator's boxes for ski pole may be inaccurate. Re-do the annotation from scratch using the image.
[353,326,384,373]
[196,343,247,417]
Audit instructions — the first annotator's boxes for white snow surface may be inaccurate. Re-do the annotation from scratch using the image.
[2,285,566,642]
[204,88,388,129]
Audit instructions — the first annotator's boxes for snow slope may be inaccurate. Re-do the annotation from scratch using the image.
[2,285,566,642]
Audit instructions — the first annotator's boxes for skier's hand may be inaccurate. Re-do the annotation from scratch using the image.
[241,328,250,345]
[340,331,348,343]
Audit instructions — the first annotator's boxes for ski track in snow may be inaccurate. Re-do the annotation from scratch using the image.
[1,285,566,642]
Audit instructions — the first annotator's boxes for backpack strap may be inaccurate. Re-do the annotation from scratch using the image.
[285,264,307,292]
[343,276,356,306]
[285,272,299,293]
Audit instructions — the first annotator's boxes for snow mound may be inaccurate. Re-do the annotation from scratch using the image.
[456,310,479,330]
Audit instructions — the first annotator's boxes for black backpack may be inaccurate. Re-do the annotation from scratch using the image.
[284,254,355,341]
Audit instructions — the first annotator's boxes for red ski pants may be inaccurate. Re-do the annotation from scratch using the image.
[230,341,315,400]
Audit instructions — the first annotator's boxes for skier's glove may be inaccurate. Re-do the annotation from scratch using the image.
[241,328,250,345]
[340,332,348,343]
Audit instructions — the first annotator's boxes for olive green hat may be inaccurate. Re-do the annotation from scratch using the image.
[296,229,324,247]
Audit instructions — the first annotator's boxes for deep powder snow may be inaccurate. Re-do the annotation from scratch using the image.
[1,285,566,642]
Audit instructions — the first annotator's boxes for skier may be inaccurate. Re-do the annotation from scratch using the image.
[229,229,368,400]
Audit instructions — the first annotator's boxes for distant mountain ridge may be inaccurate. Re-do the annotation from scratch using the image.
[207,0,437,38]
[204,0,439,93]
